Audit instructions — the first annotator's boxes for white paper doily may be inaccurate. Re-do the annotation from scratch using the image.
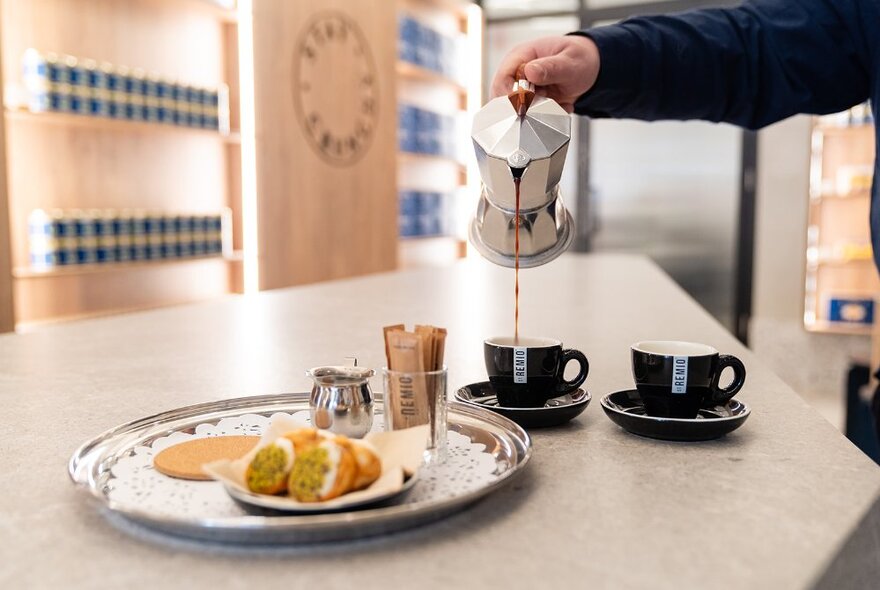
[107,411,501,519]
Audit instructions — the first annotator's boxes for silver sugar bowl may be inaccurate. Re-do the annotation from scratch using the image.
[307,363,375,438]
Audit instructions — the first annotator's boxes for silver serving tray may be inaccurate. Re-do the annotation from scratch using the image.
[69,393,532,544]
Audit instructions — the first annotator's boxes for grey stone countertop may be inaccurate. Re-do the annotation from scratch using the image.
[1,254,878,589]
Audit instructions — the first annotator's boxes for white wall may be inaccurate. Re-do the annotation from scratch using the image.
[752,116,811,322]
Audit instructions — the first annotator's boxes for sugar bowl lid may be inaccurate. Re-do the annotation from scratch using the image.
[307,365,375,386]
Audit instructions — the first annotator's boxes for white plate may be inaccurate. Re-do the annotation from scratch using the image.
[225,473,419,513]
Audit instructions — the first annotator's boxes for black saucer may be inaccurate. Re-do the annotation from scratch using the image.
[455,381,590,428]
[601,389,750,442]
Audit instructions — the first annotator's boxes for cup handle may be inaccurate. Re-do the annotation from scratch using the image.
[555,349,589,395]
[709,354,747,405]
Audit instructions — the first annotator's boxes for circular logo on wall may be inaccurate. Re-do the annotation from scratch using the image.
[293,12,379,167]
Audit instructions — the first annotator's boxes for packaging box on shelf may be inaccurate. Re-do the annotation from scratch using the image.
[398,14,463,82]
[27,208,228,270]
[398,191,450,239]
[826,295,875,325]
[20,48,227,131]
[399,103,458,160]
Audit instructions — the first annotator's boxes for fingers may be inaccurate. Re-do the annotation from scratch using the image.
[534,87,574,113]
[523,56,568,87]
[490,44,538,97]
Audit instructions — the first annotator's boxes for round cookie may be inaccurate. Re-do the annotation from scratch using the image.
[154,435,259,481]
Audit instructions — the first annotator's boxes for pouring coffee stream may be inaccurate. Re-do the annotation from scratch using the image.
[513,170,522,342]
[508,66,533,343]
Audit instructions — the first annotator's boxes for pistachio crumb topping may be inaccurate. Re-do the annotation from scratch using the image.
[246,444,291,493]
[288,446,331,502]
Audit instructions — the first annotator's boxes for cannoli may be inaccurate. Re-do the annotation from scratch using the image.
[287,439,357,502]
[281,427,324,451]
[245,437,295,495]
[347,439,382,490]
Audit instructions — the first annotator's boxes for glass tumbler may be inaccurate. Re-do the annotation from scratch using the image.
[383,367,447,464]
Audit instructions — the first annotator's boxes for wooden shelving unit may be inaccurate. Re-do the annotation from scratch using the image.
[804,112,877,335]
[396,61,467,105]
[4,109,242,143]
[815,123,875,136]
[396,0,480,270]
[13,251,243,279]
[0,0,245,328]
[397,151,468,185]
[398,235,468,269]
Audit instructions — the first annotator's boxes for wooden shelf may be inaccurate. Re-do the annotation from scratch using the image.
[400,234,462,242]
[399,0,470,18]
[14,251,243,279]
[812,257,874,267]
[397,61,466,95]
[193,0,238,23]
[399,151,467,186]
[805,320,873,336]
[815,123,875,136]
[399,151,465,171]
[812,190,871,202]
[398,236,466,269]
[169,0,237,22]
[4,109,241,144]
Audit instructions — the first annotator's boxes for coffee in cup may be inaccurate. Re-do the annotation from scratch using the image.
[631,340,746,419]
[484,336,589,408]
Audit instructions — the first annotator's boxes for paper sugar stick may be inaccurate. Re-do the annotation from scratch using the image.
[386,330,429,428]
[383,324,405,370]
[415,325,435,371]
[434,328,447,370]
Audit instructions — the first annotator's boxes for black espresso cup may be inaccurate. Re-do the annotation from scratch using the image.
[484,336,589,408]
[631,340,747,419]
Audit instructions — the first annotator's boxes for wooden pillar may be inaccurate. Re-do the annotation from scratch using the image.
[250,0,398,290]
[0,21,14,332]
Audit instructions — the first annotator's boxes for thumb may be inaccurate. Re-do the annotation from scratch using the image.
[523,56,567,86]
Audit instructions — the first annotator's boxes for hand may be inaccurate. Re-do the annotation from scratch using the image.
[491,35,601,113]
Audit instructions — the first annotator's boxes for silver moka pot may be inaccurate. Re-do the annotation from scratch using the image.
[469,79,573,268]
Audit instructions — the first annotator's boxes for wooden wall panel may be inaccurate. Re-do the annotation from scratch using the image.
[250,0,398,290]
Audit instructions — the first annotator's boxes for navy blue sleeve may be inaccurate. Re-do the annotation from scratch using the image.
[573,0,874,129]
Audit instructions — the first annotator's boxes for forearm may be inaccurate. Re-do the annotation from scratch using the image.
[574,0,871,129]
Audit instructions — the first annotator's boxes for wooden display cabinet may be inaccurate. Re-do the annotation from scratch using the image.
[0,0,244,329]
[805,113,877,335]
[396,0,481,269]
